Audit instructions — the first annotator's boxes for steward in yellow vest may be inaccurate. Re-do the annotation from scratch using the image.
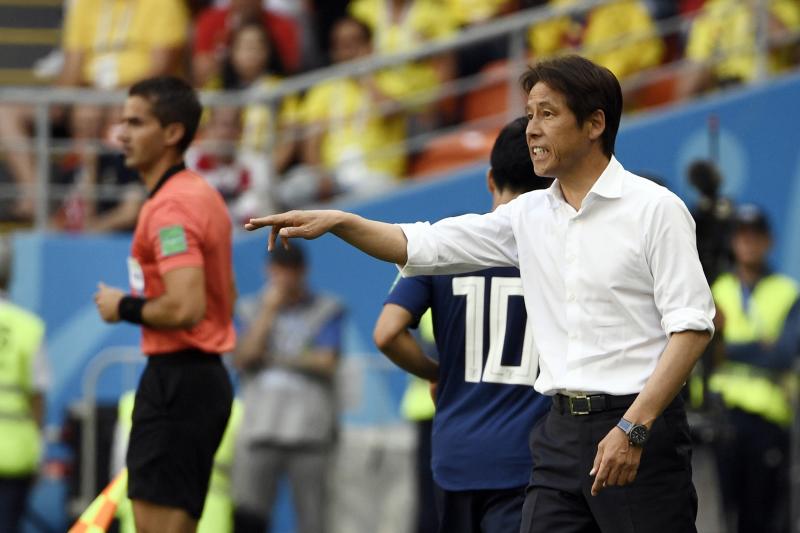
[708,205,798,533]
[0,236,50,533]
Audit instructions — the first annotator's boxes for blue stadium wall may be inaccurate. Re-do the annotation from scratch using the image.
[11,71,800,531]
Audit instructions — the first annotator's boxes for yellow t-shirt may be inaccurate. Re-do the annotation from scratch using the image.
[444,0,508,26]
[686,0,800,82]
[349,0,458,101]
[239,76,301,153]
[300,77,406,179]
[581,0,664,80]
[63,0,189,89]
[529,0,663,80]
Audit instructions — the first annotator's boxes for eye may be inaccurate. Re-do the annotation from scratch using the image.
[543,110,553,118]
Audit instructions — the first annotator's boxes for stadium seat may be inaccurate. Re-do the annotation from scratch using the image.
[463,60,513,123]
[409,128,499,179]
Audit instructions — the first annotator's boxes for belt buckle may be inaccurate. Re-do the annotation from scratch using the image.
[568,394,591,415]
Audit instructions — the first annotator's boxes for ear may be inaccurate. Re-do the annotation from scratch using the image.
[586,109,606,143]
[487,169,497,195]
[163,122,186,150]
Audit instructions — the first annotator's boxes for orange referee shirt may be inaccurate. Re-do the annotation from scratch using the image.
[129,164,236,355]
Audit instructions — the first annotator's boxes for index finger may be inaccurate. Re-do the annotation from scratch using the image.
[590,450,607,496]
[245,215,277,231]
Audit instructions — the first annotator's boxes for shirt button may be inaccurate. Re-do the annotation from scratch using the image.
[569,332,578,340]
[565,253,575,263]
[567,293,576,302]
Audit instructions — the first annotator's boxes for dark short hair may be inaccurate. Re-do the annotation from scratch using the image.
[129,76,202,153]
[490,117,553,194]
[333,15,373,45]
[268,243,306,268]
[520,55,622,157]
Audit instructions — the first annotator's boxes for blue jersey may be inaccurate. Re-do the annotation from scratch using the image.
[385,267,550,491]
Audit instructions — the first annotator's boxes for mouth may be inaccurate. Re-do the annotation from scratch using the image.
[530,146,550,162]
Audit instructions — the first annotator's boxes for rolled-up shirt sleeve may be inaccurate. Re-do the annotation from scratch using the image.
[645,193,716,336]
[399,202,519,277]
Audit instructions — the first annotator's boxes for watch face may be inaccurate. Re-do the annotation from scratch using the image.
[629,425,649,446]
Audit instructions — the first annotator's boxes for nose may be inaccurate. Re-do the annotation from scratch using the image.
[116,123,129,145]
[525,117,541,139]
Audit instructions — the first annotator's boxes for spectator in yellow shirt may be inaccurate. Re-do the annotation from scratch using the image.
[681,0,800,96]
[0,0,188,221]
[349,0,459,122]
[529,0,664,81]
[299,16,408,201]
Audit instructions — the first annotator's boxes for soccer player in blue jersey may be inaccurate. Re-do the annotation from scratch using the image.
[372,117,553,533]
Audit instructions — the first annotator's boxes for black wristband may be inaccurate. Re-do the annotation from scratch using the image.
[118,295,146,325]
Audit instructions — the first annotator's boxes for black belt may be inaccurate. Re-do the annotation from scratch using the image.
[552,393,638,416]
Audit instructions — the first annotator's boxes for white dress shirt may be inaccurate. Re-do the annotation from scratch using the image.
[399,157,715,396]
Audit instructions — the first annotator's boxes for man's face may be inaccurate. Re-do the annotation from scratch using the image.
[268,263,305,296]
[117,96,168,171]
[331,20,370,63]
[525,82,593,179]
[732,228,771,269]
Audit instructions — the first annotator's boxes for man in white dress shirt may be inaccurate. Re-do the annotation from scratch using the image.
[245,55,715,533]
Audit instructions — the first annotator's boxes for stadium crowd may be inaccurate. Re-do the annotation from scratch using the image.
[1,0,799,229]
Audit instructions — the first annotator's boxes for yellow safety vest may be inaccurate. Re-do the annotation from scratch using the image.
[401,310,436,421]
[0,301,45,476]
[116,390,242,533]
[709,272,799,426]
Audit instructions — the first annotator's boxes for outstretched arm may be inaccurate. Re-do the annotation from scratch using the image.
[246,210,408,265]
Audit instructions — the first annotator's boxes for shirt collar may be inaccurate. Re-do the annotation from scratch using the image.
[544,155,623,209]
[148,161,186,199]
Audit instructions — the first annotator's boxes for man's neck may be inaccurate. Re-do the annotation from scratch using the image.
[737,264,765,288]
[557,151,611,211]
[141,155,184,194]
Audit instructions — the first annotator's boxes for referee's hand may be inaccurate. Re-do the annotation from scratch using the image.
[589,426,642,496]
[94,282,125,323]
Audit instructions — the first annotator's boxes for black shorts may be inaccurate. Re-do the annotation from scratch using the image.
[127,349,233,519]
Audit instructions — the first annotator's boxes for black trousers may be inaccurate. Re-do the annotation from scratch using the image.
[520,396,697,533]
[0,476,33,533]
[436,485,526,533]
[714,408,790,533]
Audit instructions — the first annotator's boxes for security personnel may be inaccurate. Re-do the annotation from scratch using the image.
[0,236,50,533]
[709,204,799,533]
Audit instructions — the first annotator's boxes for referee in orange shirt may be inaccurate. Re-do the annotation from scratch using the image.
[94,76,236,533]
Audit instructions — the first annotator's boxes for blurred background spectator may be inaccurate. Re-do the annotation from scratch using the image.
[680,0,800,98]
[708,205,799,533]
[0,0,187,221]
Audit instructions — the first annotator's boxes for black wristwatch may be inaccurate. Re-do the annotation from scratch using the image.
[616,418,650,447]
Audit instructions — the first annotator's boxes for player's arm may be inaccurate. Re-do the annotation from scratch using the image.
[374,304,439,381]
[246,210,408,265]
[95,266,206,329]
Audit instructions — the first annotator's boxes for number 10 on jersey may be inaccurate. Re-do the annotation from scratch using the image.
[452,276,538,386]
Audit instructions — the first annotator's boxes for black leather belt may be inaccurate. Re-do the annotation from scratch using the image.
[552,393,638,416]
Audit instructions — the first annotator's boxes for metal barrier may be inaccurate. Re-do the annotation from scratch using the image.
[0,0,796,229]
